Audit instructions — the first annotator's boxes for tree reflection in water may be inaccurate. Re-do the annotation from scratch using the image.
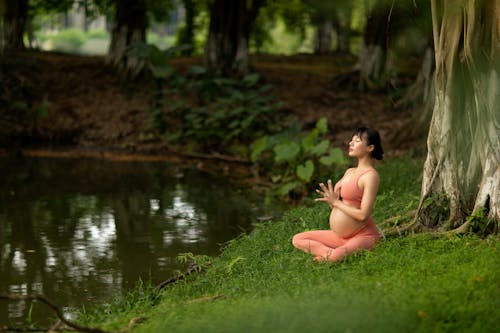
[0,156,267,326]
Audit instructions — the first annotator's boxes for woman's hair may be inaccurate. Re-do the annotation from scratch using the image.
[353,127,384,160]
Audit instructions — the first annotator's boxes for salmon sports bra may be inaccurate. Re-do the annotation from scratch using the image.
[333,169,375,208]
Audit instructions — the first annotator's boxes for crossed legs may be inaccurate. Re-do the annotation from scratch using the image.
[292,230,378,262]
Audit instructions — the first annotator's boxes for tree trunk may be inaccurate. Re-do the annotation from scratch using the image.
[0,0,4,54]
[313,21,332,55]
[3,0,28,51]
[356,2,398,91]
[204,0,264,77]
[335,23,351,54]
[332,5,352,54]
[107,0,147,76]
[416,0,500,232]
[401,45,434,109]
[178,0,195,56]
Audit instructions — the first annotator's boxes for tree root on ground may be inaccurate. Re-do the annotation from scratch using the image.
[0,294,144,333]
[155,262,209,292]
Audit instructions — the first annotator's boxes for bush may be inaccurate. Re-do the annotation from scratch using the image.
[86,29,109,40]
[50,29,87,53]
[251,117,348,198]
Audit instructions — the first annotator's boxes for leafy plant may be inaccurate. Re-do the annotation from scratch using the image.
[251,117,348,198]
[466,207,496,236]
[49,28,87,53]
[167,68,284,154]
[127,42,189,134]
[128,43,284,153]
[421,194,450,225]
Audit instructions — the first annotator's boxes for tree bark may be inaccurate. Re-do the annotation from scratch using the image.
[332,5,352,54]
[313,20,332,55]
[355,3,394,91]
[416,0,500,232]
[107,0,147,76]
[3,0,28,51]
[0,0,4,53]
[204,0,264,77]
[178,0,195,56]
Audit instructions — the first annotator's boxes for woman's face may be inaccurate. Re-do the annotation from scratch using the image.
[348,134,373,158]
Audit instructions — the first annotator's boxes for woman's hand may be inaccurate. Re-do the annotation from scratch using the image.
[315,179,339,209]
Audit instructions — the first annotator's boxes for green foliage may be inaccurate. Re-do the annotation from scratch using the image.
[176,252,212,269]
[130,44,284,153]
[48,28,87,53]
[128,42,189,134]
[373,157,422,225]
[467,207,497,236]
[421,194,450,226]
[86,29,109,39]
[251,117,348,198]
[158,68,284,154]
[185,75,280,149]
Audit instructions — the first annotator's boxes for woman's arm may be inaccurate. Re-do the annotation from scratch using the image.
[316,172,380,222]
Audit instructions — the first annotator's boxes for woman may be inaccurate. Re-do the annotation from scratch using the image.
[292,127,384,262]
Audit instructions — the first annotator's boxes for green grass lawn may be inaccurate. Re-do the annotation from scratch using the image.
[82,157,500,333]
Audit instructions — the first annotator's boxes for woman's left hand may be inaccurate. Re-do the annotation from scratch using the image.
[315,179,339,208]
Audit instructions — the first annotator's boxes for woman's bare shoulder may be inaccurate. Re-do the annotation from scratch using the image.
[361,169,380,183]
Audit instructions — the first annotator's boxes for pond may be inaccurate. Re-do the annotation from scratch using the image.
[0,155,276,326]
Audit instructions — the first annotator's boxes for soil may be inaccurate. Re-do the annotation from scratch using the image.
[0,50,418,173]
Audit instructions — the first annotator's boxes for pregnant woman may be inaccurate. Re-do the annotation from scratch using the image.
[292,127,384,262]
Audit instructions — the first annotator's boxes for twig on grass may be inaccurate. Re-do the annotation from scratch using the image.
[155,263,205,292]
[0,294,144,333]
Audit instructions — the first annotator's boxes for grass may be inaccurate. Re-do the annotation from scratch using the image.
[80,157,500,333]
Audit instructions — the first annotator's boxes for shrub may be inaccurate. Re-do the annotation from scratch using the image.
[50,29,87,53]
[251,117,349,198]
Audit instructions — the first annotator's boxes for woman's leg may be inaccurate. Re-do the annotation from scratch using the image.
[318,234,379,262]
[292,230,346,259]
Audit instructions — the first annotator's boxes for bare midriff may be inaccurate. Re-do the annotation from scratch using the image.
[329,200,367,238]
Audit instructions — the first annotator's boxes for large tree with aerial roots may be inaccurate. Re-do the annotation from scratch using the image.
[413,0,500,234]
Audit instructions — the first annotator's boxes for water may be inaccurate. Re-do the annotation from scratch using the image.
[0,155,273,326]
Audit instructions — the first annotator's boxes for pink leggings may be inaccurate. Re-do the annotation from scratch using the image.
[292,222,380,262]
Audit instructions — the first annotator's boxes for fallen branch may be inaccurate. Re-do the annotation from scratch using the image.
[187,294,225,304]
[380,220,420,238]
[155,263,204,292]
[0,295,144,333]
[379,209,417,227]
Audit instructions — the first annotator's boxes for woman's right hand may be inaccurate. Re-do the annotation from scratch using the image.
[315,179,339,209]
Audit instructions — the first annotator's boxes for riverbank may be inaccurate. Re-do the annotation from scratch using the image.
[78,157,500,333]
[1,51,418,156]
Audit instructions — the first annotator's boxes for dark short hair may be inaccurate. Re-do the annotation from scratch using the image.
[353,127,384,160]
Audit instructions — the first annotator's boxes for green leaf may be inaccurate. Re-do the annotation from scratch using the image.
[310,140,330,156]
[242,73,260,87]
[273,142,300,163]
[315,117,328,134]
[188,65,206,76]
[149,45,166,66]
[296,160,314,182]
[276,181,301,196]
[319,147,346,166]
[301,135,315,150]
[250,137,268,162]
[271,175,282,183]
[151,66,173,79]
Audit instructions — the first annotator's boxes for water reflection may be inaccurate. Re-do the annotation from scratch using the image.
[0,156,269,326]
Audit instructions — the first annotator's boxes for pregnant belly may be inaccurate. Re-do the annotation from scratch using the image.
[329,207,366,238]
